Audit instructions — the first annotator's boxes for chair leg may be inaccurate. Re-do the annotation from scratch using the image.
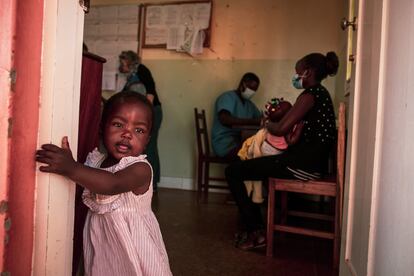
[266,180,275,257]
[203,162,210,198]
[197,159,203,200]
[333,234,340,270]
[281,192,288,225]
[333,196,341,269]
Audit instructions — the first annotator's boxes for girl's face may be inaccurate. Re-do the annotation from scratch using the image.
[103,101,152,165]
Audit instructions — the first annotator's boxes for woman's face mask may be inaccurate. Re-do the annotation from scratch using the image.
[292,74,303,89]
[241,87,256,100]
[291,70,309,89]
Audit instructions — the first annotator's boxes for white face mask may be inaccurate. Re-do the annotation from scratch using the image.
[241,87,256,100]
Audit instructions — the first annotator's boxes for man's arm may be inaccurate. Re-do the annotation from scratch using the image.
[218,110,261,127]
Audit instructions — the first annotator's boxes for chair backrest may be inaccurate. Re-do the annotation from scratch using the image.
[194,108,211,158]
[336,103,346,185]
[337,102,346,222]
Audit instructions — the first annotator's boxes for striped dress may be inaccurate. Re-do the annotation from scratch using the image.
[82,149,172,276]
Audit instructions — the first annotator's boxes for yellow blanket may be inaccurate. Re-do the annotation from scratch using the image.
[237,129,267,203]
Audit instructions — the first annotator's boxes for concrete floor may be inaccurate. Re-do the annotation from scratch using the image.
[153,188,336,276]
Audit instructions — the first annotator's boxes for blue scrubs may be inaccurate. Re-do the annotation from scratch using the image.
[211,90,261,157]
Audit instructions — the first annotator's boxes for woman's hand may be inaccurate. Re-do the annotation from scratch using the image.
[285,121,305,145]
[260,117,268,128]
[35,136,78,177]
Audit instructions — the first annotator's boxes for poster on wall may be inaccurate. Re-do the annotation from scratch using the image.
[84,4,139,91]
[143,1,212,55]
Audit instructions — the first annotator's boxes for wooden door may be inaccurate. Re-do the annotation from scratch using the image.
[341,0,414,275]
[340,0,386,275]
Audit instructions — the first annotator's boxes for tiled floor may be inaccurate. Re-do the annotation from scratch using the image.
[153,188,337,276]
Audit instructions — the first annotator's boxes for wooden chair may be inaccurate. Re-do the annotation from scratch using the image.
[266,102,346,269]
[194,108,231,198]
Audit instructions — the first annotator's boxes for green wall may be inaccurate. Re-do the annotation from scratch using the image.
[146,59,338,179]
[90,0,347,185]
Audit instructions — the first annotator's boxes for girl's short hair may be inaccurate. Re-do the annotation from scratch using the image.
[298,52,339,81]
[101,91,154,132]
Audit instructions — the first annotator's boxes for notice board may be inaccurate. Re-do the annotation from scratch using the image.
[142,1,212,52]
[83,4,140,91]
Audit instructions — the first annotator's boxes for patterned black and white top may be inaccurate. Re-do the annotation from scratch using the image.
[283,84,337,180]
[301,85,336,145]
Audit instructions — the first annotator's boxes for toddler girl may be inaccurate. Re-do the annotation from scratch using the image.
[36,92,172,276]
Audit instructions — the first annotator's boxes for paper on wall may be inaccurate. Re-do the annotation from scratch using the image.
[117,40,139,54]
[164,5,179,26]
[83,4,142,91]
[99,6,118,23]
[146,6,163,27]
[103,56,118,72]
[84,24,99,40]
[95,41,118,56]
[118,5,139,23]
[116,73,128,92]
[166,26,185,50]
[118,23,138,40]
[98,23,118,41]
[178,5,194,26]
[179,27,205,55]
[145,28,167,45]
[102,71,117,91]
[194,3,211,29]
[143,2,210,51]
[85,8,99,24]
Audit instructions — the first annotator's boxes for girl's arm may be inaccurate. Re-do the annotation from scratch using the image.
[35,137,151,195]
[267,93,314,136]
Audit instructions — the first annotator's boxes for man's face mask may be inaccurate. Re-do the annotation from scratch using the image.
[241,87,256,99]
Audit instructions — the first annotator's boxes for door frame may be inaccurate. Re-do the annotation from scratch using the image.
[32,0,84,275]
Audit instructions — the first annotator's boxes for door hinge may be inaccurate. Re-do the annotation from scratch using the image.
[341,17,357,31]
[79,0,90,13]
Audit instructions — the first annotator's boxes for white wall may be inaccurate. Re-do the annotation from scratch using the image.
[340,0,414,275]
[370,0,414,274]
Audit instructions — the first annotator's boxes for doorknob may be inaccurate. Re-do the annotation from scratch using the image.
[341,17,357,31]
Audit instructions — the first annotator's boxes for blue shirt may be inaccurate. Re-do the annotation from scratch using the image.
[211,90,261,157]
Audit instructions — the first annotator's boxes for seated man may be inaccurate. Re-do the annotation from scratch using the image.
[211,72,262,158]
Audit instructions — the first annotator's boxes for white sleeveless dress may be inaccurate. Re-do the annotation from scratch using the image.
[82,149,172,276]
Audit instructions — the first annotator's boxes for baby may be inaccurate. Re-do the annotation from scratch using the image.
[261,98,293,155]
[237,98,303,204]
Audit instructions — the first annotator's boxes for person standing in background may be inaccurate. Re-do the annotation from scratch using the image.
[119,50,163,191]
